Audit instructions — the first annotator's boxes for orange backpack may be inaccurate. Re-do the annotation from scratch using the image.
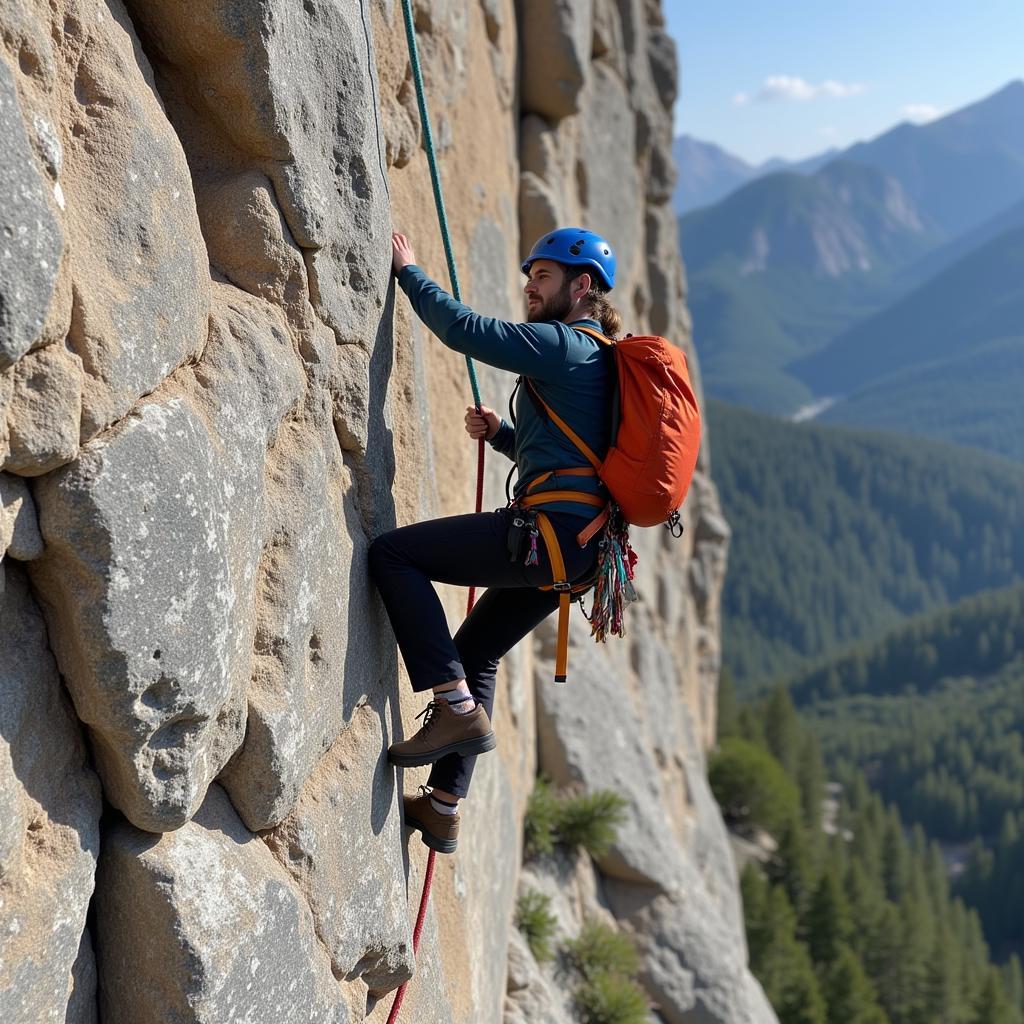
[516,326,702,684]
[528,325,702,528]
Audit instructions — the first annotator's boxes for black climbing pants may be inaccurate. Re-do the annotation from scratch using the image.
[368,506,600,799]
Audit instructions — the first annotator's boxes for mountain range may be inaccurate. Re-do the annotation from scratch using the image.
[677,80,1024,442]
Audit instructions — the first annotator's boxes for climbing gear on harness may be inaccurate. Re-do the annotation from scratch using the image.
[516,478,607,681]
[583,505,638,643]
[403,785,460,854]
[528,325,702,529]
[521,227,617,290]
[387,698,496,768]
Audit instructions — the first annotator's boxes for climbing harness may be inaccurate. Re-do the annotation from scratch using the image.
[388,1,486,1020]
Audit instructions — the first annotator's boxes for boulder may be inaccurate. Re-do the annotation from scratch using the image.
[606,884,776,1024]
[95,784,351,1023]
[124,0,391,350]
[261,702,414,993]
[504,927,574,1024]
[215,392,390,830]
[576,62,643,292]
[536,624,690,892]
[30,288,305,832]
[0,565,102,1024]
[519,0,592,122]
[193,170,312,332]
[3,340,83,475]
[0,57,63,370]
[0,473,43,560]
[55,0,210,439]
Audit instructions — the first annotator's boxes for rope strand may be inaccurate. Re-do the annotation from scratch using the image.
[389,2,487,1020]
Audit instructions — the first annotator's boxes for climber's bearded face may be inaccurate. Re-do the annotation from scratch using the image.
[524,260,577,323]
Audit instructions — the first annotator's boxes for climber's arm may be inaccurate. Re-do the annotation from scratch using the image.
[488,419,516,460]
[396,264,568,380]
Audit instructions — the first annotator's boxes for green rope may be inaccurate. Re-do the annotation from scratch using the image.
[399,0,483,410]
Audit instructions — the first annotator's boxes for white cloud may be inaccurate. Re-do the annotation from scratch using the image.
[734,75,867,105]
[902,103,943,123]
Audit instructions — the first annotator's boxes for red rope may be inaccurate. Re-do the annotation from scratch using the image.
[387,434,485,1022]
[386,846,437,1023]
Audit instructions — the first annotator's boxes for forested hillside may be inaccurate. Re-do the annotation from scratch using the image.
[787,586,1024,960]
[816,334,1024,465]
[709,401,1024,687]
[711,683,1024,1023]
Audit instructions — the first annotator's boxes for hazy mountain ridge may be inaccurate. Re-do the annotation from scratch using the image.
[677,80,1024,417]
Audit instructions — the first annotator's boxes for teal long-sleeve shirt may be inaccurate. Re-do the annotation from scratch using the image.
[397,264,613,518]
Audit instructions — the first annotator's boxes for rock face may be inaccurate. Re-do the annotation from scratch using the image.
[96,785,353,1024]
[0,1,773,1023]
[0,566,102,1023]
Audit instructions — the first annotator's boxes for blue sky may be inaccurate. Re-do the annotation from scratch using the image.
[662,0,1024,164]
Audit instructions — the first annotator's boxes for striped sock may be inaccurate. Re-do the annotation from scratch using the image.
[436,686,476,714]
[430,794,459,816]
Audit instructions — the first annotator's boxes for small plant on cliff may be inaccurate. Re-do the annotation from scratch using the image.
[524,778,560,857]
[564,920,641,980]
[514,888,558,963]
[556,790,628,858]
[567,921,649,1024]
[574,971,650,1024]
[524,778,628,859]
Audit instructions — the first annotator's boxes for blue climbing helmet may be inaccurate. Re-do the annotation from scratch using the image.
[521,227,616,291]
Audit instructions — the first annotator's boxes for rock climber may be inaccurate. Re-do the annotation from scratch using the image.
[368,226,622,854]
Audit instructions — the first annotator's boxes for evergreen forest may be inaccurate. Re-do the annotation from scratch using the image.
[708,400,1024,688]
[711,682,1024,1024]
[785,584,1024,962]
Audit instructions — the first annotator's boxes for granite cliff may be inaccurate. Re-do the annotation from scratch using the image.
[0,1,775,1020]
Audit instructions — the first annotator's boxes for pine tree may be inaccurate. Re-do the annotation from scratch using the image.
[804,867,852,968]
[972,967,1017,1024]
[757,885,828,1024]
[880,806,910,903]
[798,732,827,830]
[717,666,740,741]
[821,944,888,1024]
[764,685,801,778]
[769,813,815,919]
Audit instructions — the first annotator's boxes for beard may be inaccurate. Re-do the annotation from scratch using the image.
[526,281,574,323]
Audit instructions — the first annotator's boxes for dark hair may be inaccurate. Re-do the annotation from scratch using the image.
[584,281,623,339]
[559,265,623,339]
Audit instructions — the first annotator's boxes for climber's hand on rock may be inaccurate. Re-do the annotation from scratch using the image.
[392,232,416,274]
[465,404,500,441]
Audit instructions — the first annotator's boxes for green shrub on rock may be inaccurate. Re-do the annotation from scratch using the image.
[557,791,628,858]
[514,889,558,963]
[574,970,650,1024]
[564,920,641,981]
[524,778,559,857]
[523,778,627,859]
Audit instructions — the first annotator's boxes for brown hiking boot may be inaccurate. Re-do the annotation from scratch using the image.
[403,786,460,853]
[387,698,495,768]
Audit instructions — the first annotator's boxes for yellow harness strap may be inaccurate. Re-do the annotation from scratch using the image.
[534,511,573,683]
[516,488,611,684]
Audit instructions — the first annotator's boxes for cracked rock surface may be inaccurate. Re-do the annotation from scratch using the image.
[0,1,770,1021]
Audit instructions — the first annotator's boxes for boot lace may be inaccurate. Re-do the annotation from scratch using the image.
[414,699,444,733]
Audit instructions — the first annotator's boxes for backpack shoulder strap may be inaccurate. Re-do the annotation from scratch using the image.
[525,379,602,470]
[572,324,614,346]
